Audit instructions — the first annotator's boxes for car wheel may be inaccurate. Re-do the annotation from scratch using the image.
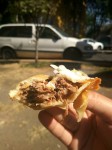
[84,45,93,51]
[2,47,16,59]
[63,48,82,60]
[97,46,102,50]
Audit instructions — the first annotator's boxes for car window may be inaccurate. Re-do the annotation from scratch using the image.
[52,25,69,37]
[88,39,95,43]
[0,26,14,37]
[84,40,87,42]
[15,26,32,38]
[38,27,59,39]
[0,26,32,38]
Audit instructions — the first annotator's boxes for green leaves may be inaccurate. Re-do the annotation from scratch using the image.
[6,0,60,22]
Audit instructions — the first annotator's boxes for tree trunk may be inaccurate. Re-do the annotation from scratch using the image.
[78,0,86,37]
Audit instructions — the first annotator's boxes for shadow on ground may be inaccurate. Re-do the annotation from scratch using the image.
[89,70,112,88]
[0,59,20,64]
[83,60,112,67]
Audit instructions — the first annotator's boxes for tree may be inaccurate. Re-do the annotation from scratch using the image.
[0,0,111,39]
[108,0,112,18]
[87,0,112,38]
[50,0,87,37]
[7,0,60,62]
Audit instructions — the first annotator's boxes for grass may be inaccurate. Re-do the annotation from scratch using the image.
[20,61,51,68]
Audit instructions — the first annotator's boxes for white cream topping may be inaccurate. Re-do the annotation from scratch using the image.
[50,64,90,83]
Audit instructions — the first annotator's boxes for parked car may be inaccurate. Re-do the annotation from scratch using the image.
[98,36,112,50]
[0,23,94,60]
[79,38,104,51]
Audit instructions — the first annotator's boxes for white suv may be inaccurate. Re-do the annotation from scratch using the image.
[0,23,94,60]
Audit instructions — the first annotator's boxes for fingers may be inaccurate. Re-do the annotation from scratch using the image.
[45,106,79,132]
[38,110,72,146]
[88,91,112,124]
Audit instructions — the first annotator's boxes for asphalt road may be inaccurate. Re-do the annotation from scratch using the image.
[84,52,112,62]
[0,50,112,64]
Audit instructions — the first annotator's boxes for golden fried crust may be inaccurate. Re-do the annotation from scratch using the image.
[22,74,49,82]
[73,77,101,121]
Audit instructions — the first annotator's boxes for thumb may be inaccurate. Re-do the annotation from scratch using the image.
[87,91,112,124]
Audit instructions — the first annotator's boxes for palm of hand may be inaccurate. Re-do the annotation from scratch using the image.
[69,111,111,150]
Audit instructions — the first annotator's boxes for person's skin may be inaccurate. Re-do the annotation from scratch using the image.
[38,91,112,150]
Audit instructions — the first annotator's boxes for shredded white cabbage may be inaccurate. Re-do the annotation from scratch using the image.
[50,64,90,83]
[46,82,55,89]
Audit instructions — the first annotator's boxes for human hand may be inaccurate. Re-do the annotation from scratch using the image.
[38,91,112,150]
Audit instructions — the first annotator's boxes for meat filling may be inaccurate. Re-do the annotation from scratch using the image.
[19,77,80,104]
